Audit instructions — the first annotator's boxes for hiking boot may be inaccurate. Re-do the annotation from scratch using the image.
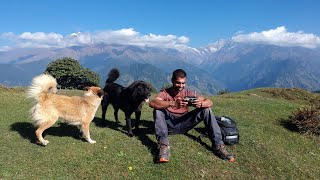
[158,143,170,163]
[213,144,235,162]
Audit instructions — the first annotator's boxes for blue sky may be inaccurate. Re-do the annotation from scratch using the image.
[1,0,320,50]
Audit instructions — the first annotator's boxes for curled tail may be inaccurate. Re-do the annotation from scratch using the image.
[27,74,58,101]
[106,68,120,83]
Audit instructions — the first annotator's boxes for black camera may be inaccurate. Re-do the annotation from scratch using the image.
[184,96,197,105]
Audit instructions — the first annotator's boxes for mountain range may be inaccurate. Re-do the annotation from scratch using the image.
[0,40,320,94]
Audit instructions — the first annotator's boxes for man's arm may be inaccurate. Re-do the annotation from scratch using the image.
[149,97,175,109]
[193,96,213,108]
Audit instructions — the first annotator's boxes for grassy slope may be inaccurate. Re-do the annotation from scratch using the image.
[0,87,319,179]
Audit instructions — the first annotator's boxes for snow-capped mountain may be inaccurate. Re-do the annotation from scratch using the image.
[0,40,319,94]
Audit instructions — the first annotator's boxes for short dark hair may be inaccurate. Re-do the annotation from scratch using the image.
[172,69,187,80]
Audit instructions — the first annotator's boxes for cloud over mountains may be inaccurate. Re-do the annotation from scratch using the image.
[0,28,189,51]
[232,26,320,49]
[1,26,320,51]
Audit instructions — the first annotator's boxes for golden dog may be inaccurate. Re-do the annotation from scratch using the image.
[27,74,104,146]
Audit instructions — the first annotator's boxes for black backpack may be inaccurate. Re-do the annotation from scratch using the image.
[216,116,239,146]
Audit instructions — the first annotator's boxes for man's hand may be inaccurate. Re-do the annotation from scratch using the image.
[192,99,203,108]
[175,97,188,107]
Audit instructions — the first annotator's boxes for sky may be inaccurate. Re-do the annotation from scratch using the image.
[1,0,320,51]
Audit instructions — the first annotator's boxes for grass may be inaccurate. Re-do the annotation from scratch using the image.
[1,87,320,179]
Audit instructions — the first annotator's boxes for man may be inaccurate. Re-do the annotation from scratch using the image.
[149,69,235,163]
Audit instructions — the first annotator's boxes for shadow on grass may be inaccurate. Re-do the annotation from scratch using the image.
[135,123,158,163]
[93,117,124,132]
[10,122,37,144]
[10,122,82,146]
[93,117,159,163]
[278,117,299,132]
[184,127,212,152]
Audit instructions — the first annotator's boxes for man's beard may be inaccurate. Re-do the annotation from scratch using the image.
[173,86,184,92]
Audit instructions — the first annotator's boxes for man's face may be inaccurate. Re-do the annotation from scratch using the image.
[172,77,186,92]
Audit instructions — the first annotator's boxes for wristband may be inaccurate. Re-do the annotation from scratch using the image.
[169,100,175,107]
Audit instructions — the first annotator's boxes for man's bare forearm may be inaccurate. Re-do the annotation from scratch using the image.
[149,99,174,109]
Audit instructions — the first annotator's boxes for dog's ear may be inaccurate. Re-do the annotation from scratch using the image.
[83,86,90,91]
[97,90,104,98]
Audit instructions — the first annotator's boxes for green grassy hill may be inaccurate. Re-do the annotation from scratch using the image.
[0,86,319,179]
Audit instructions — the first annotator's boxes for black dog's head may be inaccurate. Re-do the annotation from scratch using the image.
[129,81,151,103]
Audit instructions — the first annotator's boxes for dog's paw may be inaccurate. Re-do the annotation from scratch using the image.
[38,140,49,146]
[127,132,134,137]
[88,139,97,144]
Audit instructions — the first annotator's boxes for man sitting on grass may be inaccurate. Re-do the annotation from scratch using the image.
[149,69,235,163]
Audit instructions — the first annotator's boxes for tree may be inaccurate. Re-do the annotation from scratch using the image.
[45,57,100,89]
[217,89,230,95]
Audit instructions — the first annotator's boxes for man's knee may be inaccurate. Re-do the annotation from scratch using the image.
[201,107,214,116]
[153,109,166,120]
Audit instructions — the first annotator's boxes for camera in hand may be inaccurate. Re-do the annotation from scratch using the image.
[184,96,197,106]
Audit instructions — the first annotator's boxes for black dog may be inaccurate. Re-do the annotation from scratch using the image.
[101,68,151,137]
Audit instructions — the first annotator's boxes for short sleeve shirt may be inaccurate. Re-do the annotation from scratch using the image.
[155,88,195,117]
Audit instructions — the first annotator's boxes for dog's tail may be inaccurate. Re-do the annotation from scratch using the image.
[106,68,120,83]
[27,73,58,101]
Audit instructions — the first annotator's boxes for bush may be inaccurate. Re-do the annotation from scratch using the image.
[289,105,320,135]
[217,89,230,95]
[45,57,100,89]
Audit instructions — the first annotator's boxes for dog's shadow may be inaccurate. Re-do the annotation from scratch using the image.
[10,121,82,145]
[10,122,38,144]
[93,117,159,162]
[92,117,155,135]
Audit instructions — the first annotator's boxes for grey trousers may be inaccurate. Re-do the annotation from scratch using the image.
[153,108,224,147]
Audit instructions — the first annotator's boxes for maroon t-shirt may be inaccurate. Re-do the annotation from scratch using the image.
[155,88,196,117]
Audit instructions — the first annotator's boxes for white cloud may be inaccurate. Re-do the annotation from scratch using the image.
[2,27,318,50]
[0,46,11,52]
[0,28,190,50]
[232,26,320,48]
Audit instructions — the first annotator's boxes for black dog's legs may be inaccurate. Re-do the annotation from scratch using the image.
[101,102,109,125]
[114,108,120,123]
[134,110,141,131]
[125,112,134,137]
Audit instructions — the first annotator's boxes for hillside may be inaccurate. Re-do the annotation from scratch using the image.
[0,86,319,179]
[201,43,320,92]
[1,41,320,94]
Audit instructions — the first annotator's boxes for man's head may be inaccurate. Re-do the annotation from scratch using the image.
[171,69,187,92]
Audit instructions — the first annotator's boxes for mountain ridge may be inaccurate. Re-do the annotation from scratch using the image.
[0,41,319,94]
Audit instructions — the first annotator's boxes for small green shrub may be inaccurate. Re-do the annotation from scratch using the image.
[217,89,230,95]
[290,105,320,135]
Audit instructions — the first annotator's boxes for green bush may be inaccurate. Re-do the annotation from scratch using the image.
[217,89,230,95]
[290,105,320,135]
[45,57,100,89]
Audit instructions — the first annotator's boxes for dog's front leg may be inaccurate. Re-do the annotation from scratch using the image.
[81,121,96,144]
[134,110,141,131]
[125,113,134,137]
[114,108,120,123]
[101,100,109,126]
